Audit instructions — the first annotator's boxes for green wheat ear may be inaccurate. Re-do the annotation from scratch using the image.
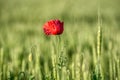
[97,26,102,57]
[97,0,102,58]
[96,0,103,79]
[96,25,102,80]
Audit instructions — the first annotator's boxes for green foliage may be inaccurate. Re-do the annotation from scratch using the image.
[0,0,120,80]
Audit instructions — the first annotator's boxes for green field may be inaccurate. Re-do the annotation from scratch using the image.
[0,0,120,80]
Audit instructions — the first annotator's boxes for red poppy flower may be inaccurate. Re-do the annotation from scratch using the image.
[43,19,64,35]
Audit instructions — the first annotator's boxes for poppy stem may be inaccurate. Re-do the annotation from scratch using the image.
[56,36,61,80]
[57,36,61,56]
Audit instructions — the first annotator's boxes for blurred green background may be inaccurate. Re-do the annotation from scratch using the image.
[0,0,120,80]
[0,0,120,51]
